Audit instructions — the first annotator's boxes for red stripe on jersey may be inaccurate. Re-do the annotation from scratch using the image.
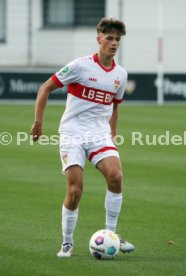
[68,83,115,105]
[88,146,118,161]
[113,98,123,104]
[52,74,64,88]
[93,53,116,72]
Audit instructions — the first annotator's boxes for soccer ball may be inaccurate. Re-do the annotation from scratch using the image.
[89,229,120,260]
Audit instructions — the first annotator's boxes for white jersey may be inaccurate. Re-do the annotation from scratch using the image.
[52,54,127,136]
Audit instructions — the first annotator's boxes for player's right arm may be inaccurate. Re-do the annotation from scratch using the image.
[30,77,58,141]
[31,59,79,141]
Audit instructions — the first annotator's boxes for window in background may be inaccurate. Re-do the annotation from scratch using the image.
[43,0,105,27]
[0,0,6,42]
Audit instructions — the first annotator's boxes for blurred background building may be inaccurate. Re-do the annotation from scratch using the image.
[0,0,186,102]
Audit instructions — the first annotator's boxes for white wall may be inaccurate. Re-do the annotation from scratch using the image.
[163,0,186,72]
[123,0,186,72]
[30,0,98,67]
[0,0,28,65]
[0,0,186,72]
[32,28,97,66]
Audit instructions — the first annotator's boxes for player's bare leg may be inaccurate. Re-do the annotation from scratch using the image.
[64,165,84,210]
[57,166,83,257]
[97,156,135,253]
[97,156,122,193]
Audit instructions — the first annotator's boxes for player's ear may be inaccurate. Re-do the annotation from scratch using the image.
[97,35,101,44]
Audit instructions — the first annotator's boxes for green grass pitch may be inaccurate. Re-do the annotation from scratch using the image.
[0,103,186,276]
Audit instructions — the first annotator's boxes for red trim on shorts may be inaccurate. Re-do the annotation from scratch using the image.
[93,53,116,72]
[68,83,115,105]
[88,146,118,161]
[52,74,64,88]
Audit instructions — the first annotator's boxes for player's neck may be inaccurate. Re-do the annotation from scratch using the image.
[97,52,114,69]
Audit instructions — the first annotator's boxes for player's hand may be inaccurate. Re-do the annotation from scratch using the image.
[30,121,43,141]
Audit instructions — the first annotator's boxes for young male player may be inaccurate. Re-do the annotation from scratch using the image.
[31,18,135,257]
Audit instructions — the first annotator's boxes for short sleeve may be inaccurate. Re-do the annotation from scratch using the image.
[113,69,128,104]
[52,59,80,88]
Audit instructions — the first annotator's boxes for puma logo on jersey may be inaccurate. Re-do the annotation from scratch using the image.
[89,77,97,82]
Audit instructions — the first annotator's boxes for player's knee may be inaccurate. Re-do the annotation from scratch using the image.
[69,186,82,204]
[107,170,122,186]
[107,170,122,193]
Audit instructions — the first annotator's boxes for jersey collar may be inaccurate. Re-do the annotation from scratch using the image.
[93,53,116,72]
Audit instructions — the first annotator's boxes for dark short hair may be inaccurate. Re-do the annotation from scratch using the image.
[97,18,126,36]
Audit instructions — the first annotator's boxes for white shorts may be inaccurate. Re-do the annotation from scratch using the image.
[59,134,120,174]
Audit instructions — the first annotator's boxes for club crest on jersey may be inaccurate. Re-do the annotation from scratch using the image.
[114,79,121,91]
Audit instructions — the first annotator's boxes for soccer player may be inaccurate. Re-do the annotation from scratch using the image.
[31,18,135,257]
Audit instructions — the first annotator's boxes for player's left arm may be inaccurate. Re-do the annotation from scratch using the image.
[110,69,127,140]
[109,102,119,140]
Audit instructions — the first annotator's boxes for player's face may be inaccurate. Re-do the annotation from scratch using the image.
[97,32,121,58]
